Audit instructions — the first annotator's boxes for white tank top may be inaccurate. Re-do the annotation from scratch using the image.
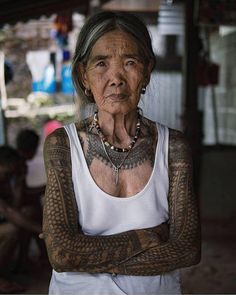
[49,122,181,295]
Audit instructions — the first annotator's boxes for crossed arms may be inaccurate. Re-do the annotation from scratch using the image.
[43,127,201,275]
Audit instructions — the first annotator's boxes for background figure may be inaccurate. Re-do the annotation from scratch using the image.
[15,129,46,270]
[16,128,39,161]
[0,145,41,293]
[15,128,45,207]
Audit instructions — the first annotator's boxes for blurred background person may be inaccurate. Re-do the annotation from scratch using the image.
[0,145,41,293]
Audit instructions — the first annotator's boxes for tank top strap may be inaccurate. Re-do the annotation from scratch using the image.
[64,123,80,150]
[155,122,169,171]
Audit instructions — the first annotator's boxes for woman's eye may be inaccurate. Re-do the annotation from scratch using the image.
[126,60,135,66]
[96,61,106,67]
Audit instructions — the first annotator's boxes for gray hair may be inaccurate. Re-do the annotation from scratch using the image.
[71,11,156,104]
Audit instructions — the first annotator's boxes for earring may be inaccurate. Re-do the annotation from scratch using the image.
[141,86,146,95]
[85,88,91,97]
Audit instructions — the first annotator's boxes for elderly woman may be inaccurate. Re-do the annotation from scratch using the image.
[43,11,201,295]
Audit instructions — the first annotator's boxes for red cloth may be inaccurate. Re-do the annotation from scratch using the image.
[43,120,63,137]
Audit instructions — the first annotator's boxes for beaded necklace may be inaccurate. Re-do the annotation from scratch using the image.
[93,109,141,153]
[91,109,141,185]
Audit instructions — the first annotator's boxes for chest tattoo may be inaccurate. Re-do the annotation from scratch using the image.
[84,133,156,170]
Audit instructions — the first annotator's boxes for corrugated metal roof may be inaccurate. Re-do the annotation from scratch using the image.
[0,0,89,26]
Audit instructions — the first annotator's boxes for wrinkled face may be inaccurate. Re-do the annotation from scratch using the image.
[81,30,151,115]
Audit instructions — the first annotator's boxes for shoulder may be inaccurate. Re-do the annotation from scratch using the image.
[141,116,155,126]
[142,118,168,134]
[44,127,69,151]
[140,116,157,137]
[43,127,71,167]
[169,128,189,149]
[75,117,93,133]
[168,128,192,167]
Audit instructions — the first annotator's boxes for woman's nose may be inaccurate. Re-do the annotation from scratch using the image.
[109,65,126,87]
[109,78,125,88]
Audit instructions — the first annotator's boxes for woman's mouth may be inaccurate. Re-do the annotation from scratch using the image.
[106,93,127,100]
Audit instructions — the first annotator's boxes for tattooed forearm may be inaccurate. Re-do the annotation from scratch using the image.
[111,129,201,275]
[43,128,161,273]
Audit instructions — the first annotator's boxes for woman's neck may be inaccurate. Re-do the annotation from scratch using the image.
[96,109,139,147]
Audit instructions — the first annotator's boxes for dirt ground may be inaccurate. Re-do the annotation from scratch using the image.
[181,221,236,294]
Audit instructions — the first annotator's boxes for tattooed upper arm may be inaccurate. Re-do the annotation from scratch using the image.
[43,127,161,273]
[168,129,197,238]
[112,129,201,275]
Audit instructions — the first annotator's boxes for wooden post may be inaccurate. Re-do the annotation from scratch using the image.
[0,51,7,145]
[183,0,202,193]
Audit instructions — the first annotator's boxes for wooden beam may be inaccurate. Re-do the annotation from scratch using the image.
[0,0,89,25]
[183,0,203,192]
[102,0,160,12]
